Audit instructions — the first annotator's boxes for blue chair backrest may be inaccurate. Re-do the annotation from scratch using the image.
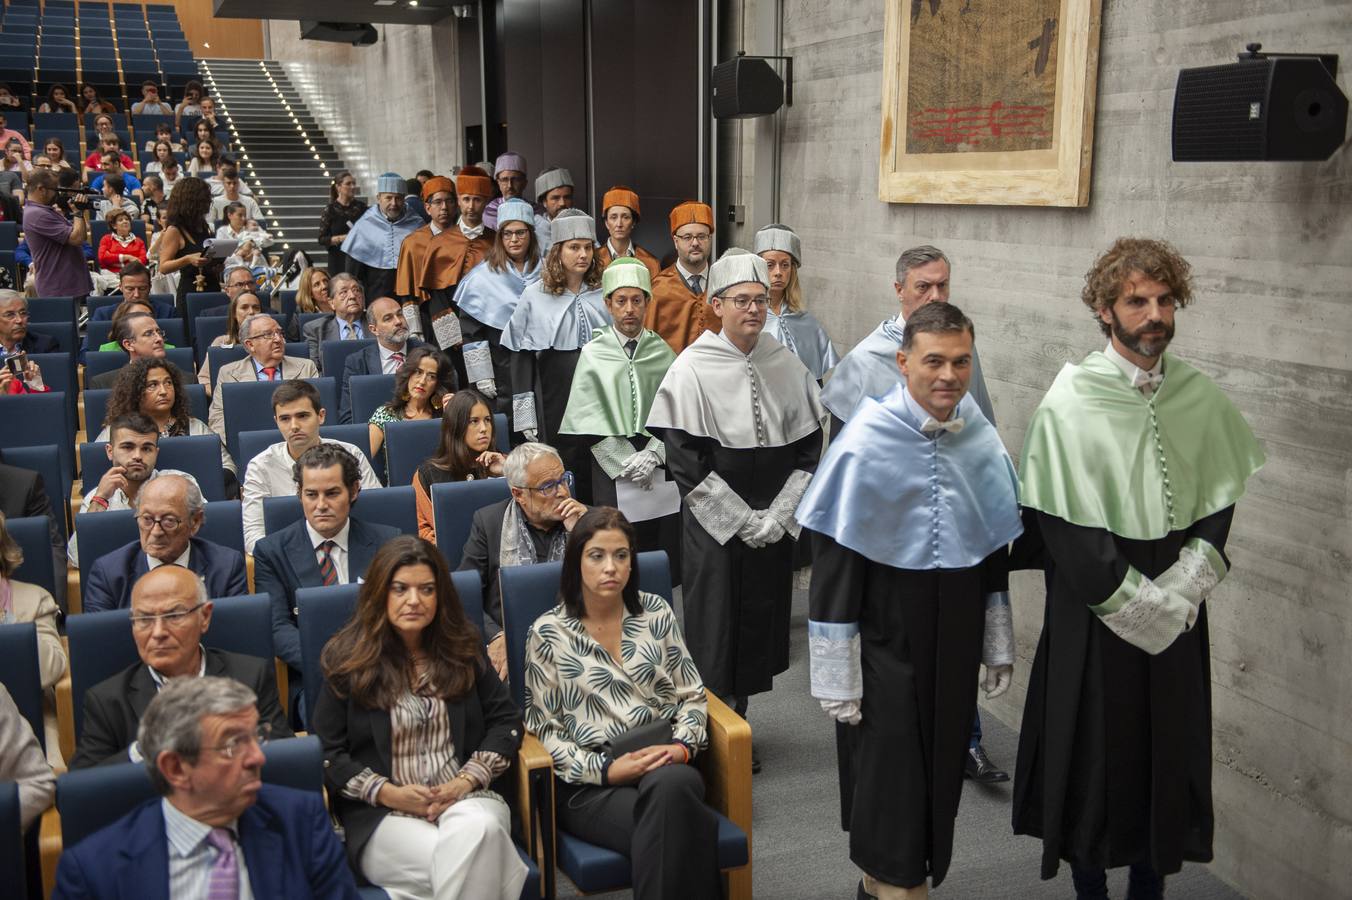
[0,392,73,478]
[262,485,415,537]
[74,499,244,595]
[348,373,394,424]
[221,376,335,464]
[236,423,374,483]
[25,296,76,323]
[24,320,77,354]
[0,223,17,252]
[319,338,372,378]
[431,477,511,567]
[384,419,441,487]
[28,350,76,437]
[7,515,57,597]
[85,315,182,352]
[83,383,209,436]
[0,783,24,900]
[206,344,247,384]
[295,312,327,334]
[185,291,228,322]
[79,434,227,502]
[89,216,148,249]
[194,316,229,362]
[0,446,68,538]
[0,622,45,752]
[85,346,194,381]
[500,551,672,709]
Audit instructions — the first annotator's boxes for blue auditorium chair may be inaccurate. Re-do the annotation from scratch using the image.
[0,783,25,900]
[0,392,74,479]
[262,485,415,537]
[430,477,512,567]
[236,423,375,480]
[7,516,58,597]
[0,622,46,754]
[0,446,68,538]
[78,434,227,502]
[23,320,76,354]
[23,296,75,324]
[382,419,441,487]
[219,376,335,463]
[347,374,395,424]
[319,338,373,378]
[84,346,193,383]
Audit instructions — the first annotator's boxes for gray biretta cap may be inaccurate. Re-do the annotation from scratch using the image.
[706,247,769,300]
[550,207,596,244]
[535,166,574,201]
[754,223,802,266]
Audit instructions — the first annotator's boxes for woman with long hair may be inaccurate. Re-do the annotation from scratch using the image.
[42,138,72,171]
[412,389,504,540]
[186,138,222,178]
[196,290,262,392]
[192,118,215,147]
[294,266,332,314]
[79,84,117,115]
[156,176,220,315]
[524,507,720,900]
[100,357,237,479]
[313,536,528,900]
[318,170,367,274]
[143,139,176,176]
[754,224,839,381]
[38,84,77,114]
[367,345,454,458]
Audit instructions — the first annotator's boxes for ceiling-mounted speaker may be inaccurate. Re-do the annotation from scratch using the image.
[712,56,784,119]
[299,21,379,46]
[1172,46,1347,161]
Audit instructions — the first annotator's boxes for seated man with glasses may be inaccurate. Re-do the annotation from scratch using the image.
[458,441,586,679]
[89,311,191,390]
[82,472,248,614]
[57,675,351,900]
[69,566,291,769]
[0,289,58,355]
[208,313,319,438]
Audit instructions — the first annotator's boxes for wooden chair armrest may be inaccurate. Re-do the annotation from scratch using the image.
[702,690,753,900]
[246,554,255,593]
[274,658,288,717]
[515,733,553,857]
[66,569,81,616]
[55,671,75,766]
[39,804,62,899]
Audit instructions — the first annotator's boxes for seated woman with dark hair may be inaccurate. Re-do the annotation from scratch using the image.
[312,535,528,900]
[523,507,721,900]
[367,345,454,458]
[412,389,505,540]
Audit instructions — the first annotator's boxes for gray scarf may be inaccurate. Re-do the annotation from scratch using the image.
[498,499,568,570]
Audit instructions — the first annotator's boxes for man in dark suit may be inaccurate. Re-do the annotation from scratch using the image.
[302,272,368,373]
[69,565,292,769]
[87,310,189,390]
[336,295,430,423]
[0,460,67,611]
[0,289,59,354]
[82,472,247,613]
[253,444,398,714]
[56,674,356,899]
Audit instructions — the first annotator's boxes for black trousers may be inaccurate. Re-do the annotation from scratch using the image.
[556,764,722,900]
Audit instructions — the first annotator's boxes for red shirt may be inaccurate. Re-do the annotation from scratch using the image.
[84,151,135,171]
[97,233,148,272]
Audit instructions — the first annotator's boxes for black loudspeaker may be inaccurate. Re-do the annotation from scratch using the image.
[712,56,784,119]
[1172,51,1347,161]
[299,21,379,46]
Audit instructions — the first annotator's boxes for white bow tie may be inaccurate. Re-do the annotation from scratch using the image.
[920,416,965,435]
[1131,369,1164,390]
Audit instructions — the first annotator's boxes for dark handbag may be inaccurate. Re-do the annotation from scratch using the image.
[602,719,674,762]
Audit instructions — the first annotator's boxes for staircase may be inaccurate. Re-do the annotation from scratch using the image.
[196,58,361,263]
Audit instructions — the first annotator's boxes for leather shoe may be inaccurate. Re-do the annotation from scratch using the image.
[964,744,1009,783]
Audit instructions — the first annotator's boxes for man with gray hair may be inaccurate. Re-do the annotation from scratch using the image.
[70,565,291,769]
[57,674,354,898]
[0,289,58,355]
[82,471,248,613]
[209,312,318,437]
[341,173,424,301]
[459,441,587,677]
[303,270,369,372]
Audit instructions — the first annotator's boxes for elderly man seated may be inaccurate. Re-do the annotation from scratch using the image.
[0,290,58,355]
[70,565,293,769]
[81,472,248,614]
[303,272,369,372]
[458,441,586,677]
[208,313,318,435]
[57,675,352,899]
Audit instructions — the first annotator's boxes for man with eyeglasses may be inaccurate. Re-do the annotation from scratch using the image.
[82,472,248,615]
[303,272,371,372]
[648,248,825,772]
[88,310,190,390]
[0,290,57,355]
[459,442,586,679]
[70,568,292,771]
[210,313,319,437]
[645,200,720,354]
[21,168,91,304]
[57,676,353,900]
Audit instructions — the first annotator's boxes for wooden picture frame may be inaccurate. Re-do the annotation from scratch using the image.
[879,0,1103,207]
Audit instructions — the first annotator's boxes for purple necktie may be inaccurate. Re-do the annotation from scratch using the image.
[205,827,239,899]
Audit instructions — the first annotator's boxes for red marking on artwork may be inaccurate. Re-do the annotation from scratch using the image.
[909,100,1050,145]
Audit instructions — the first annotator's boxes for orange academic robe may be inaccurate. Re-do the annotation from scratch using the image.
[418,227,494,296]
[394,225,436,303]
[645,264,721,354]
[595,243,662,281]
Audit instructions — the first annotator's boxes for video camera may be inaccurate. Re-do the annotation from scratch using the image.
[54,185,100,213]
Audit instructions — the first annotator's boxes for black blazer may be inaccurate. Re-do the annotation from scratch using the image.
[457,498,566,640]
[312,659,523,865]
[69,647,294,769]
[337,337,428,424]
[19,330,58,353]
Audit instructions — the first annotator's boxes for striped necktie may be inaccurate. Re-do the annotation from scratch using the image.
[317,540,338,586]
[205,828,238,900]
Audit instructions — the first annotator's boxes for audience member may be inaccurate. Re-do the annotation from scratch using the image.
[173,80,205,129]
[157,176,221,317]
[337,295,430,423]
[413,389,504,540]
[340,173,423,301]
[91,152,144,201]
[38,83,78,114]
[594,186,661,278]
[99,358,237,478]
[0,111,30,160]
[295,266,332,314]
[94,174,139,221]
[240,380,381,553]
[313,535,527,900]
[531,166,574,251]
[142,138,178,176]
[84,134,136,182]
[217,205,273,270]
[108,260,162,310]
[0,459,68,613]
[131,80,173,116]
[0,684,53,832]
[69,414,162,566]
[0,290,58,354]
[0,84,20,109]
[79,83,118,115]
[97,209,147,274]
[88,311,183,389]
[304,272,369,370]
[645,200,718,354]
[209,314,319,436]
[318,170,367,275]
[42,137,73,171]
[253,443,399,712]
[458,442,583,676]
[92,299,160,353]
[209,164,264,222]
[1,138,29,199]
[81,472,247,614]
[365,346,452,462]
[186,138,223,178]
[197,95,221,131]
[20,169,91,301]
[523,507,719,900]
[197,289,263,391]
[58,675,350,898]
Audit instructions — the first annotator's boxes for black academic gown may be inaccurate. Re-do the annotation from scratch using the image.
[579,433,682,586]
[654,426,821,699]
[346,257,397,304]
[811,531,1005,889]
[508,348,590,498]
[1011,506,1234,879]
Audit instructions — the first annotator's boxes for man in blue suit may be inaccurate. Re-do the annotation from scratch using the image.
[336,295,429,423]
[53,675,360,900]
[83,472,248,613]
[253,444,397,714]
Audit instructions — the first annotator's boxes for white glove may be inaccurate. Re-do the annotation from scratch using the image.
[475,378,498,399]
[751,514,786,546]
[522,429,538,442]
[982,664,1013,699]
[618,450,661,488]
[820,699,862,725]
[737,511,767,548]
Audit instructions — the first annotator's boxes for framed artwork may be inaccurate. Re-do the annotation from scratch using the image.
[879,0,1103,206]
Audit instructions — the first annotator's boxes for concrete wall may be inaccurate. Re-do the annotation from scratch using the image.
[720,2,1352,898]
[264,20,463,196]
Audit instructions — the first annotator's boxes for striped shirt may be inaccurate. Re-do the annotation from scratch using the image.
[161,798,255,900]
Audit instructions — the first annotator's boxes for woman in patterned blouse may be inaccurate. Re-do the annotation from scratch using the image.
[524,507,722,899]
[312,535,528,900]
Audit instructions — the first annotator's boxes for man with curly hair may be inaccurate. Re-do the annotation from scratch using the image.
[1012,238,1265,899]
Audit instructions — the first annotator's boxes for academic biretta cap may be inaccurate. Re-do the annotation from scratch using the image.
[495,151,527,176]
[534,166,574,201]
[475,160,495,178]
[602,256,652,297]
[550,207,595,244]
[376,172,406,194]
[706,247,768,300]
[754,223,802,266]
[668,200,715,235]
[496,198,536,228]
[602,186,641,220]
[420,175,454,201]
[455,165,493,198]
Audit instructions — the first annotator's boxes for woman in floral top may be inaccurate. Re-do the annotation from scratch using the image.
[524,507,721,899]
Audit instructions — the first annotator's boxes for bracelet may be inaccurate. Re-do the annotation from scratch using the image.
[88,495,109,509]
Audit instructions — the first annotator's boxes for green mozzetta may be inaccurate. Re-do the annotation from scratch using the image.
[558,326,676,438]
[1020,351,1264,541]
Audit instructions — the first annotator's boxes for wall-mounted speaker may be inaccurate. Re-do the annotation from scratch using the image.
[712,56,785,119]
[1173,49,1347,161]
[299,21,379,47]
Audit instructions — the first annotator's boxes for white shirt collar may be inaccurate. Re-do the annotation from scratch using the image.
[900,385,959,436]
[162,795,237,857]
[1102,341,1162,384]
[675,260,707,286]
[607,239,634,258]
[147,543,191,570]
[148,643,207,688]
[305,518,351,554]
[429,221,444,237]
[460,220,485,240]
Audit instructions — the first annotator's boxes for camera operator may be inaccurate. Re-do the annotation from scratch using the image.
[22,169,91,302]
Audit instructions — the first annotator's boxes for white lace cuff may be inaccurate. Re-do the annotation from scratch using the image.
[512,392,537,432]
[808,620,862,701]
[401,302,423,338]
[982,592,1015,667]
[591,436,634,480]
[766,469,812,539]
[1155,540,1227,629]
[463,340,494,383]
[1092,568,1192,655]
[432,310,464,349]
[686,472,753,545]
[644,436,666,465]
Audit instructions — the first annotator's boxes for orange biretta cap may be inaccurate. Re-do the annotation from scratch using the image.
[420,175,455,201]
[602,186,641,220]
[668,200,715,235]
[455,165,493,198]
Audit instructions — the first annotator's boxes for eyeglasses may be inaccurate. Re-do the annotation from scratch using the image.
[673,232,710,244]
[212,723,272,759]
[137,513,185,532]
[129,602,204,631]
[137,328,167,340]
[721,293,770,311]
[0,309,29,321]
[247,330,285,342]
[501,228,531,240]
[522,471,574,497]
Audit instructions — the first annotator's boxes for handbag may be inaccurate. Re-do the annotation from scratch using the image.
[601,719,674,762]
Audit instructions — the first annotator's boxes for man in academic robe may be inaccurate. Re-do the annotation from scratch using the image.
[593,186,661,279]
[1012,238,1264,899]
[532,165,574,252]
[419,166,495,386]
[393,174,453,341]
[647,248,824,770]
[482,150,537,231]
[644,200,720,354]
[559,257,680,575]
[340,172,424,301]
[797,302,1023,900]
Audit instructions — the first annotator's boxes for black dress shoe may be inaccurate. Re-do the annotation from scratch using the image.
[751,744,762,774]
[964,744,1010,783]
